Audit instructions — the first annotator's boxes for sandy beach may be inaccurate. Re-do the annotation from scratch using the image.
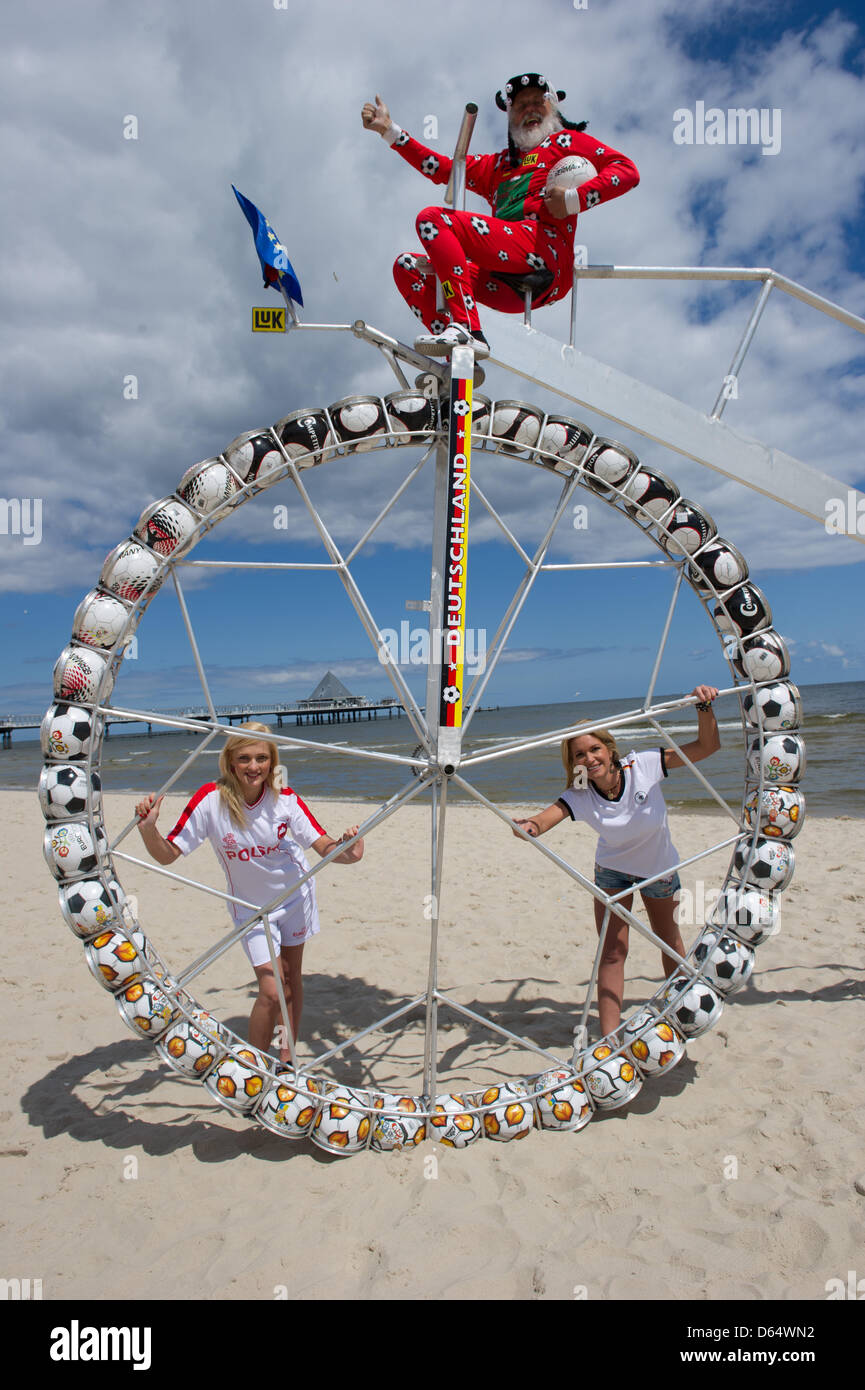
[4,788,864,1302]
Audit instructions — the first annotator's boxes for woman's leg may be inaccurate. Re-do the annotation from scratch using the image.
[642,893,685,981]
[278,943,305,1060]
[248,962,281,1054]
[594,894,631,1036]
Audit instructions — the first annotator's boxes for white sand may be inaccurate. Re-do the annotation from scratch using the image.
[3,790,864,1301]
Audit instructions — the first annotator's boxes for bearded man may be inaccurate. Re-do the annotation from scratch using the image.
[361,73,639,359]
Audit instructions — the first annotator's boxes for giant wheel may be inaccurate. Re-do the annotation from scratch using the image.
[39,357,806,1154]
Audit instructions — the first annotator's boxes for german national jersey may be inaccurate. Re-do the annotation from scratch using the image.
[167,783,326,926]
[557,749,678,879]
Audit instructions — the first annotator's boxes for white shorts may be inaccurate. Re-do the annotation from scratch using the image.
[238,906,320,969]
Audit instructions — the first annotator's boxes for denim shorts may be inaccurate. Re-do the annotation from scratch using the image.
[594,863,682,899]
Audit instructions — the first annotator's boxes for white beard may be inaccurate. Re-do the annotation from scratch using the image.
[509,110,563,151]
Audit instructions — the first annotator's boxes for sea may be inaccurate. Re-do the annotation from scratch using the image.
[11,680,864,818]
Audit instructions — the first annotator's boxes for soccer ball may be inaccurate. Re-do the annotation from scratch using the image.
[329,396,389,452]
[38,763,100,820]
[135,498,198,557]
[311,1086,372,1154]
[747,733,806,785]
[538,415,593,473]
[582,441,637,493]
[41,704,95,762]
[582,1044,642,1110]
[622,1008,686,1076]
[257,1072,323,1138]
[205,1047,269,1114]
[732,630,790,682]
[659,500,716,557]
[688,538,749,595]
[662,976,724,1037]
[532,1068,593,1131]
[443,392,492,441]
[692,929,755,995]
[178,459,241,517]
[743,785,805,839]
[53,644,113,705]
[477,1082,534,1141]
[429,1093,482,1148]
[275,409,335,465]
[490,400,543,454]
[84,927,148,991]
[71,589,131,652]
[713,583,772,640]
[621,467,679,523]
[733,836,795,891]
[742,681,801,731]
[545,154,598,189]
[99,540,163,603]
[156,1006,228,1080]
[115,977,178,1039]
[711,884,779,947]
[369,1094,427,1151]
[59,877,127,938]
[223,430,285,482]
[384,393,438,443]
[43,820,109,880]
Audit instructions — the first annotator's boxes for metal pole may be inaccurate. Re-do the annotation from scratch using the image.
[710,278,774,419]
[444,103,478,209]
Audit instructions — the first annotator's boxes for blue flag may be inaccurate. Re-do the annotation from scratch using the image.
[232,185,303,307]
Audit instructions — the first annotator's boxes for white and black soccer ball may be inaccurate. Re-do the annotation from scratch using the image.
[157,1008,230,1081]
[659,500,716,557]
[369,1094,427,1151]
[583,441,637,492]
[733,835,795,891]
[135,498,198,557]
[688,538,749,595]
[544,154,598,190]
[692,928,755,995]
[99,540,163,602]
[178,459,241,516]
[743,785,805,839]
[538,416,593,473]
[43,820,109,881]
[477,1082,534,1141]
[621,467,679,523]
[205,1047,269,1115]
[429,1093,482,1148]
[532,1068,593,1131]
[711,884,779,947]
[713,583,772,639]
[257,1073,323,1138]
[443,393,491,440]
[41,704,94,761]
[662,976,724,1038]
[622,1008,686,1076]
[311,1086,372,1154]
[59,877,127,939]
[116,977,178,1040]
[329,396,389,453]
[274,409,335,465]
[71,590,131,652]
[84,926,149,992]
[53,644,113,706]
[583,1044,642,1109]
[732,630,790,682]
[38,763,100,820]
[747,733,806,784]
[490,400,542,454]
[223,430,285,482]
[384,392,437,443]
[742,682,801,731]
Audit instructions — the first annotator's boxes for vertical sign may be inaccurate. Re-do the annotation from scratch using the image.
[436,346,473,768]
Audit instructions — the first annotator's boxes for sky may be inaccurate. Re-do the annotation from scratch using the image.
[2,0,864,721]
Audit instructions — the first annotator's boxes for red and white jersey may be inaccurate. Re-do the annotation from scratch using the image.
[557,749,678,879]
[167,783,326,925]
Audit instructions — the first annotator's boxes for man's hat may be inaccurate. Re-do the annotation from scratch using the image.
[495,74,566,111]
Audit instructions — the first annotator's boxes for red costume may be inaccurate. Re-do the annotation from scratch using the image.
[390,126,639,334]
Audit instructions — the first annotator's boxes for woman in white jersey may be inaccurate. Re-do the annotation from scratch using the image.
[513,687,719,1036]
[135,722,363,1059]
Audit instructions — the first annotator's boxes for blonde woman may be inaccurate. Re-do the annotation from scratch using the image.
[136,722,363,1058]
[513,687,719,1036]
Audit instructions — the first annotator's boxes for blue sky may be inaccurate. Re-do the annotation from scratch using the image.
[2,0,864,718]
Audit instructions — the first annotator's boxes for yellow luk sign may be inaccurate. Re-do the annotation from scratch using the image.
[252,306,286,332]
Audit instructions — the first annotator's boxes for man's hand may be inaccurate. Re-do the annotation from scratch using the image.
[361,94,391,135]
[542,185,570,219]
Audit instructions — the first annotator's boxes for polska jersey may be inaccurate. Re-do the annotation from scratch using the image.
[557,749,678,880]
[391,124,639,301]
[167,783,326,926]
